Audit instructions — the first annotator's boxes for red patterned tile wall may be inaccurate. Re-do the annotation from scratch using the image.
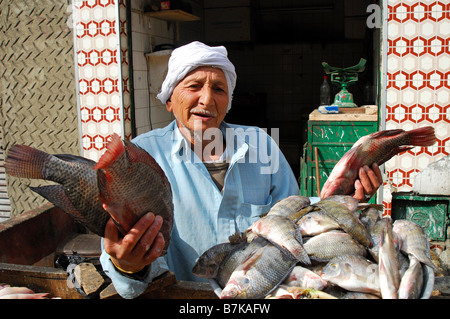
[73,0,130,161]
[384,0,450,214]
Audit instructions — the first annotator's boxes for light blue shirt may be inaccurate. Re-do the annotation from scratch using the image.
[100,120,300,298]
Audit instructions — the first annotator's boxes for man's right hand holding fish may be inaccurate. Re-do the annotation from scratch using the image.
[352,163,384,202]
[103,211,165,277]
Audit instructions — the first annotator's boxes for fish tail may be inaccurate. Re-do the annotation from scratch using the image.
[406,126,436,147]
[4,144,52,179]
[93,133,125,170]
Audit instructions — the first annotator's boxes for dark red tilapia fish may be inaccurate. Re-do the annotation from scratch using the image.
[5,147,109,236]
[94,134,173,254]
[320,126,436,199]
[5,134,174,254]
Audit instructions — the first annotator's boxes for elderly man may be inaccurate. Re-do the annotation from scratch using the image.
[100,41,382,298]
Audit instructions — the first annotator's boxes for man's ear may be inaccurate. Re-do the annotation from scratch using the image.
[166,98,172,112]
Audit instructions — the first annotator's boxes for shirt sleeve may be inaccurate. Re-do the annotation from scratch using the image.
[100,244,169,299]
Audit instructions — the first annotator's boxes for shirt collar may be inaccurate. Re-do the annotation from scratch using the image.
[169,120,249,163]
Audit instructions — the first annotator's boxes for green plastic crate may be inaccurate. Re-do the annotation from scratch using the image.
[300,120,378,199]
[391,193,450,241]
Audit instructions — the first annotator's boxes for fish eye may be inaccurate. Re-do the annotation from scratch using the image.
[238,276,250,285]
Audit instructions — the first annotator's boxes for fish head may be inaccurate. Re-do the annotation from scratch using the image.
[192,256,219,278]
[192,243,234,278]
[220,272,251,299]
[321,261,355,283]
[303,272,328,290]
[320,262,342,281]
[297,214,321,234]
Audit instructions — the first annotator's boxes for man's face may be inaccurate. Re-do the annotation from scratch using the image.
[166,66,229,137]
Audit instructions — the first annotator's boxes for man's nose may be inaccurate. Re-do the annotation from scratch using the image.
[199,86,214,107]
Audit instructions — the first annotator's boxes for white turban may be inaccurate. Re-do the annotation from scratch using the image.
[157,41,237,112]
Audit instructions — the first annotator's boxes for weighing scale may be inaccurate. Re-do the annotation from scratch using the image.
[322,58,366,108]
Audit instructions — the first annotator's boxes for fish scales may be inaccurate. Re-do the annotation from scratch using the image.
[95,135,174,254]
[320,254,380,296]
[216,237,267,288]
[313,200,373,247]
[192,242,245,279]
[5,134,174,252]
[320,126,436,198]
[393,219,441,274]
[5,145,109,236]
[378,218,401,299]
[267,195,311,218]
[303,231,367,261]
[398,256,424,299]
[221,241,297,299]
[297,210,341,236]
[250,214,310,265]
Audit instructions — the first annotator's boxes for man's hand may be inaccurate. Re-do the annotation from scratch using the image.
[353,163,383,202]
[103,212,165,273]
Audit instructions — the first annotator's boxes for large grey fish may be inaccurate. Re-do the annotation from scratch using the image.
[249,214,310,265]
[313,200,373,247]
[320,126,436,198]
[303,230,367,262]
[220,241,297,299]
[398,255,424,299]
[296,210,341,236]
[378,217,400,299]
[393,219,441,274]
[320,254,380,296]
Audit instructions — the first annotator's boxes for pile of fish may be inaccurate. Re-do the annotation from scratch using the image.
[4,134,174,254]
[193,126,439,299]
[193,195,439,299]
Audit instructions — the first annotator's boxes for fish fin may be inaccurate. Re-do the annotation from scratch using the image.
[97,164,139,235]
[357,203,384,211]
[93,134,125,170]
[4,144,52,179]
[238,247,266,273]
[123,139,168,182]
[376,146,413,166]
[123,139,148,163]
[409,253,443,275]
[54,154,97,168]
[310,256,330,263]
[407,126,436,146]
[29,185,89,224]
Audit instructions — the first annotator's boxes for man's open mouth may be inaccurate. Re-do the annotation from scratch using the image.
[190,108,217,119]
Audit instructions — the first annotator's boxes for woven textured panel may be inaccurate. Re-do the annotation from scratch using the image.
[0,1,80,218]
